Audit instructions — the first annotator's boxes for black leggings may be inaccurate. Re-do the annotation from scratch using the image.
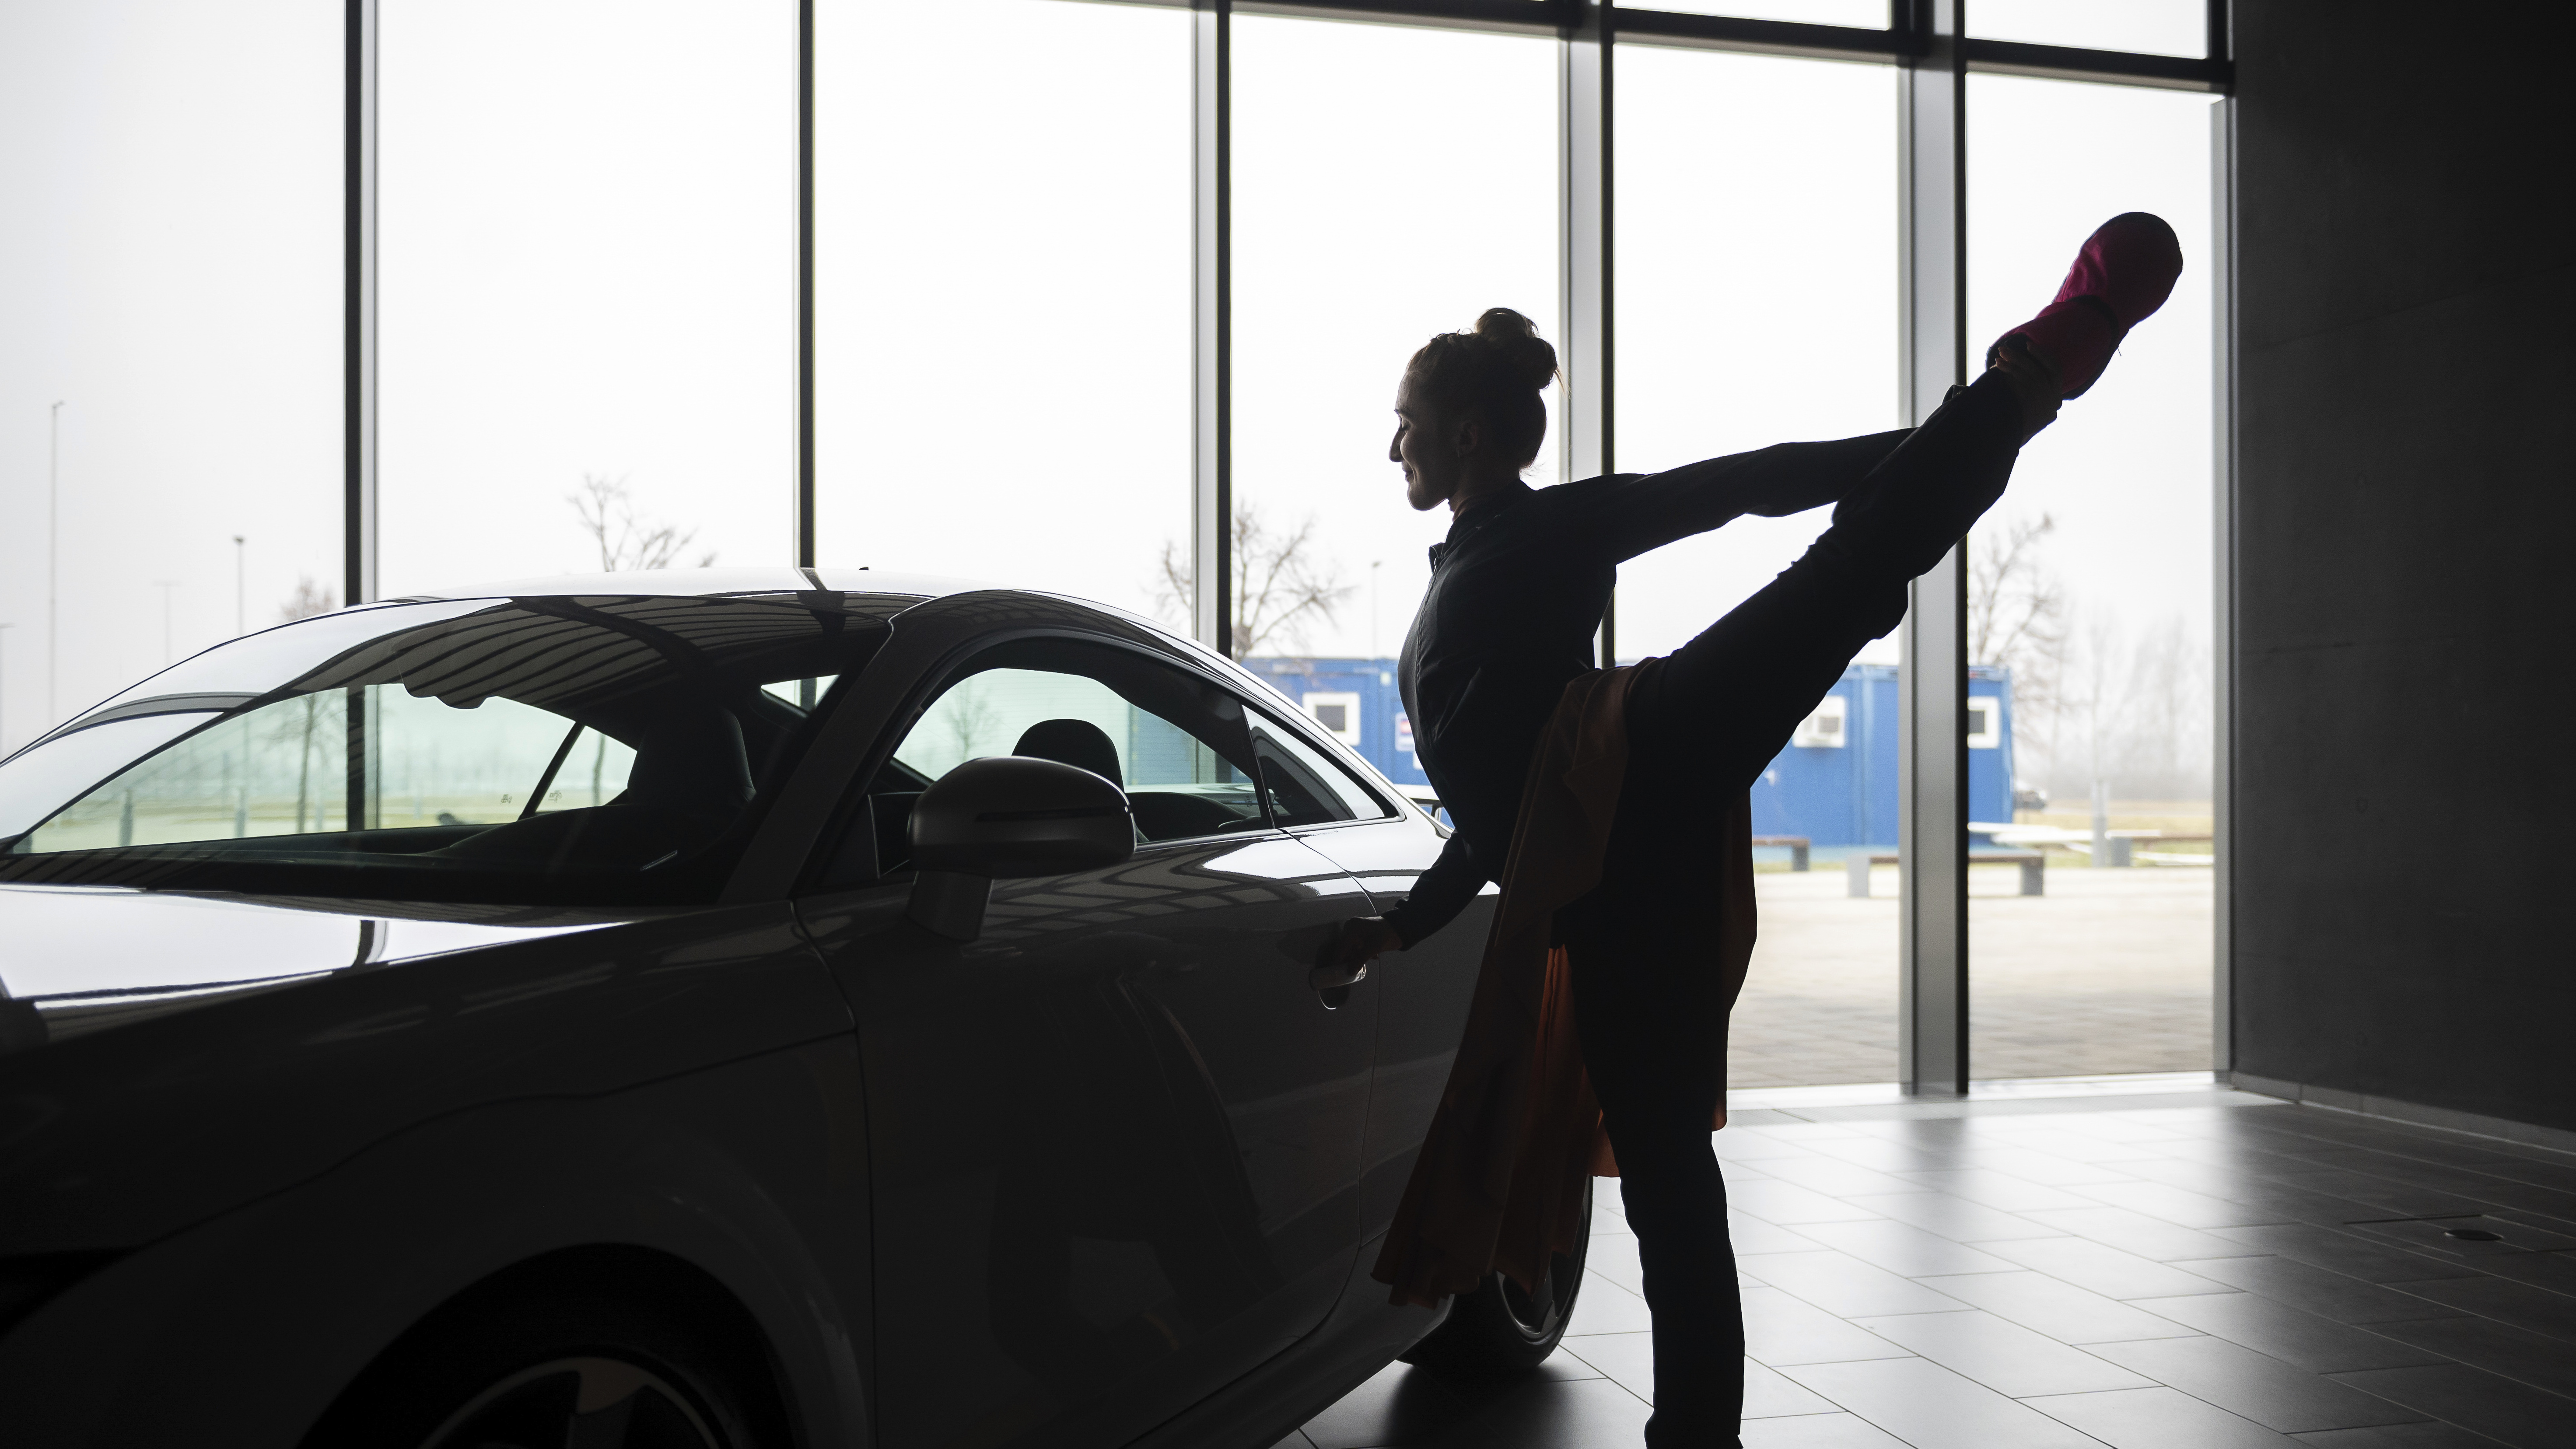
[1558,371,2026,1448]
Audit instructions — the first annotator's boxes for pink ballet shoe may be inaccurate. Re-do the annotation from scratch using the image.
[1986,211,2184,399]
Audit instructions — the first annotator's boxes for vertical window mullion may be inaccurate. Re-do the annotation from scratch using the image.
[1897,0,1969,1097]
[1562,3,1612,663]
[1193,0,1231,656]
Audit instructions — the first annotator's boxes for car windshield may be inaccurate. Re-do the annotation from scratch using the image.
[0,593,895,904]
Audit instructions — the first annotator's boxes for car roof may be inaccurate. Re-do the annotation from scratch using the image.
[396,565,987,607]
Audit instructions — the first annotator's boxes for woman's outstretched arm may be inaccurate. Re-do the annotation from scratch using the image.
[1589,429,1911,564]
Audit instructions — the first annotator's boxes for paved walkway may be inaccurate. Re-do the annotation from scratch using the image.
[1729,868,2215,1089]
[1288,1085,2576,1448]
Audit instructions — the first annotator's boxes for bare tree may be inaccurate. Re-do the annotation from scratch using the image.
[569,474,718,572]
[1155,504,1355,660]
[2050,606,2212,803]
[1967,513,2068,788]
[278,576,336,623]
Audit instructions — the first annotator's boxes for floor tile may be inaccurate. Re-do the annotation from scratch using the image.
[2021,1204,2273,1261]
[1981,1235,2236,1298]
[1737,1285,1916,1367]
[1914,1269,2205,1343]
[2362,1315,2576,1398]
[1780,1357,2105,1448]
[2210,1225,2485,1284]
[1589,1233,1645,1294]
[1730,1180,1893,1226]
[1736,1250,1971,1318]
[2024,1385,2304,1447]
[1410,1376,1656,1449]
[1841,1191,2066,1242]
[1950,1146,2147,1187]
[1270,1434,1316,1449]
[1298,1362,1470,1449]
[2327,1364,2576,1449]
[1849,1309,2153,1396]
[1559,1336,1839,1419]
[1894,1169,2100,1212]
[2066,1178,2300,1228]
[1786,1219,2026,1276]
[1755,1157,1932,1198]
[1737,1412,1914,1447]
[2174,1256,2468,1325]
[2291,1422,2516,1447]
[1565,1273,1654,1336]
[2126,1292,2456,1373]
[2086,1336,2427,1432]
[2387,1272,2576,1343]
[1731,1209,1836,1256]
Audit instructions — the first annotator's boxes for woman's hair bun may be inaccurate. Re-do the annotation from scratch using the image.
[1404,307,1559,472]
[1471,307,1560,392]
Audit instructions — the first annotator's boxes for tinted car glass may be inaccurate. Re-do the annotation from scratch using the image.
[0,594,892,904]
[1250,715,1398,827]
[848,636,1266,879]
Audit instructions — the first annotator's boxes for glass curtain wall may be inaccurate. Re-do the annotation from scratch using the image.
[1965,74,2218,1078]
[1969,1,2208,58]
[1614,44,1904,1088]
[1231,15,1560,671]
[377,0,796,597]
[814,0,1190,610]
[0,0,341,750]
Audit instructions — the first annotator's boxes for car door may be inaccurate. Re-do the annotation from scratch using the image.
[792,634,1378,1449]
[1244,713,1497,1251]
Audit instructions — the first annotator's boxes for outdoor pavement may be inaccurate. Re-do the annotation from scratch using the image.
[1286,1084,2576,1448]
[1727,866,2216,1089]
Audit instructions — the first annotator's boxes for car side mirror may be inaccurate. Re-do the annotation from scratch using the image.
[906,756,1135,940]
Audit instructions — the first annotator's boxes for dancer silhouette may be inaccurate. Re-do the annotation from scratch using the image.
[1330,214,2185,1447]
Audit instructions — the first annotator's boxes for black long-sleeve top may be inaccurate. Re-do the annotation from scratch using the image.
[1379,430,1912,946]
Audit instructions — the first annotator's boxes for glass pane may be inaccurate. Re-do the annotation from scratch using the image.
[1967,74,2217,1078]
[1969,0,2206,59]
[1616,47,1903,1088]
[378,0,795,596]
[1248,714,1396,826]
[815,0,1190,616]
[1629,1,1889,26]
[1232,15,1560,669]
[0,594,889,903]
[0,2,340,751]
[883,647,1265,849]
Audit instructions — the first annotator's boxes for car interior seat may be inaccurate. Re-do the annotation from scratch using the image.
[1010,719,1123,787]
[438,703,755,870]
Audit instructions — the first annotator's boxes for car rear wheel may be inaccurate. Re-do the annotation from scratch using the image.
[305,1282,772,1449]
[1397,1180,1592,1377]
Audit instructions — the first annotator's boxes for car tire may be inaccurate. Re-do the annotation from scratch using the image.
[304,1280,776,1449]
[1397,1180,1592,1377]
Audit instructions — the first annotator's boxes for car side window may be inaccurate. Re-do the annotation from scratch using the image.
[840,637,1268,881]
[1250,714,1400,827]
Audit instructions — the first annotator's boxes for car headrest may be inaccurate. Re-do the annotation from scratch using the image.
[621,704,755,813]
[1011,718,1123,789]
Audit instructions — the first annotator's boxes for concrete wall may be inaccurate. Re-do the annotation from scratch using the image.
[2233,2,2576,1130]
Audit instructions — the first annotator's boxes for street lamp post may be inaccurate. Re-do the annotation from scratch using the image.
[233,536,246,637]
[154,582,180,665]
[48,401,63,726]
[0,622,14,755]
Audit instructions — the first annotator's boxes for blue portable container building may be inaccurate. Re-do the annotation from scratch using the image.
[1241,656,2012,851]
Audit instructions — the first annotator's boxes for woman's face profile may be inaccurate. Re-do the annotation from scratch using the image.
[1390,374,1474,514]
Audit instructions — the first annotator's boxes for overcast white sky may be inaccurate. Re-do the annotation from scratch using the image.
[0,0,2215,752]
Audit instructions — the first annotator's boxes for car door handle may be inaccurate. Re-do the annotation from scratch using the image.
[1279,922,1367,993]
[1308,961,1368,991]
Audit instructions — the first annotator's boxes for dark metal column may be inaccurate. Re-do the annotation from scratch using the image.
[1192,0,1232,656]
[1897,0,1968,1097]
[1560,2,1612,663]
[344,0,378,607]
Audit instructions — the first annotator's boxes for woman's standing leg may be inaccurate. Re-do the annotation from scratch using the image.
[1554,366,2040,1449]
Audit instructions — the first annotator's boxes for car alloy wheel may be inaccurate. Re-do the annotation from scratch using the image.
[420,1354,725,1449]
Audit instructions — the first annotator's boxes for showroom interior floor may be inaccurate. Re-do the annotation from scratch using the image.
[1283,1085,2576,1449]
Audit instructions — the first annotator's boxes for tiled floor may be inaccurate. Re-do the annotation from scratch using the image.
[1284,1086,2576,1448]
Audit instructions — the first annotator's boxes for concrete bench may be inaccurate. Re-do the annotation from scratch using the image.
[1750,835,1811,872]
[1847,849,2045,898]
